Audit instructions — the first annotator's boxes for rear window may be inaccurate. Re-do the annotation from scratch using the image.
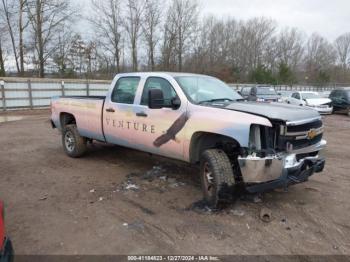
[256,87,277,95]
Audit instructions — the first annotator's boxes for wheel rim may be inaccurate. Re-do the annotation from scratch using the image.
[203,162,216,198]
[64,131,75,152]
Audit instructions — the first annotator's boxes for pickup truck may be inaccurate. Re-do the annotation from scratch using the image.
[51,72,326,208]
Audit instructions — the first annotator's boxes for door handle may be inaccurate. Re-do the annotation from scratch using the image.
[106,108,115,113]
[136,112,148,117]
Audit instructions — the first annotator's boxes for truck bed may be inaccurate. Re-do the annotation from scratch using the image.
[61,96,106,100]
[51,96,106,142]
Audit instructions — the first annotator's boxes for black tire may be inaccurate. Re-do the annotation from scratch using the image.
[200,149,235,209]
[62,124,87,158]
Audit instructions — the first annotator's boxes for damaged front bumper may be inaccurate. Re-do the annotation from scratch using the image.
[238,140,327,193]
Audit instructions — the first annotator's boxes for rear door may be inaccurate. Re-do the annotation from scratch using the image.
[103,76,142,149]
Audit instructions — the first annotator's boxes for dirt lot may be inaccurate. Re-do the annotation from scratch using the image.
[0,109,350,255]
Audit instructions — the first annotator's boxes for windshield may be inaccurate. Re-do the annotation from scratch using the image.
[302,93,320,99]
[174,76,242,104]
[256,87,277,95]
[345,90,350,99]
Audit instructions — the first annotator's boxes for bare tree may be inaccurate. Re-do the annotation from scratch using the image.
[304,33,336,82]
[161,9,178,71]
[0,20,6,76]
[142,0,161,71]
[18,0,29,75]
[1,0,20,73]
[53,29,75,77]
[26,0,75,77]
[335,33,350,70]
[277,27,304,71]
[0,0,29,75]
[0,41,5,76]
[167,0,198,71]
[124,0,143,71]
[90,0,123,73]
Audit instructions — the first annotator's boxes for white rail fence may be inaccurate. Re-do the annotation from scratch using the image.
[0,77,344,110]
[0,78,110,110]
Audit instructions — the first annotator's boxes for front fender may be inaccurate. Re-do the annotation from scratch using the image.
[183,104,272,162]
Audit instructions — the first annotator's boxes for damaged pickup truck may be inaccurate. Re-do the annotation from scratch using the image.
[51,72,326,208]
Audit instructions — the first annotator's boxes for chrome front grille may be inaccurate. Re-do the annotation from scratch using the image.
[278,118,324,150]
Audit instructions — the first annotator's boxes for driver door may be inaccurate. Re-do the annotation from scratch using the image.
[133,77,188,161]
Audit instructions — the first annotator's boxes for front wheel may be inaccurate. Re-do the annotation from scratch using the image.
[62,124,87,158]
[200,149,236,208]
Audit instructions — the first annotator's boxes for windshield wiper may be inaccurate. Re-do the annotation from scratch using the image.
[198,98,234,104]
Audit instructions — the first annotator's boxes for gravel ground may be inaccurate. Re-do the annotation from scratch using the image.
[0,109,350,255]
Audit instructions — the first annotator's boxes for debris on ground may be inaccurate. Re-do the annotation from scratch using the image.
[39,195,48,201]
[126,220,145,231]
[142,165,164,181]
[259,207,272,223]
[167,178,177,184]
[98,197,104,201]
[125,183,139,190]
[231,208,245,217]
[186,200,214,214]
[253,195,263,203]
[89,189,95,193]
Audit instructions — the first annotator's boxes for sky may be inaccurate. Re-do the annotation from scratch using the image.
[200,0,350,41]
[76,0,350,41]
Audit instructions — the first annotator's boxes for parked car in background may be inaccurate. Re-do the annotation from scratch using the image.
[286,91,333,114]
[277,90,293,103]
[0,201,13,262]
[320,91,331,98]
[329,88,350,116]
[239,86,252,99]
[241,85,281,102]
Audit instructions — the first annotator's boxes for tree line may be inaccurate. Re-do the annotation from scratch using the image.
[1,0,350,84]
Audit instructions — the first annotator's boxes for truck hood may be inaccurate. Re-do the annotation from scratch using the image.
[305,98,331,106]
[223,101,320,123]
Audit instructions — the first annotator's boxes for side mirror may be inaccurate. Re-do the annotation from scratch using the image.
[148,89,164,109]
[171,97,181,109]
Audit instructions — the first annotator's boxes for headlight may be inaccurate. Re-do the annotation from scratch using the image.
[249,125,262,150]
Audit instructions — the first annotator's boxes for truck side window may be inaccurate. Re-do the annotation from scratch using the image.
[111,77,140,104]
[292,93,300,99]
[141,77,177,107]
[241,87,251,96]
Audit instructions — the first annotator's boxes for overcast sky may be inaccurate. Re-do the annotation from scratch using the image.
[76,0,350,41]
[200,0,350,41]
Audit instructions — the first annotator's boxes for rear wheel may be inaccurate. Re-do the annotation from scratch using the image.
[200,149,236,209]
[62,124,87,158]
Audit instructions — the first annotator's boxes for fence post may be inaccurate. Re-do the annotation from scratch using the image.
[27,79,33,109]
[0,80,6,111]
[61,81,65,96]
[86,81,90,96]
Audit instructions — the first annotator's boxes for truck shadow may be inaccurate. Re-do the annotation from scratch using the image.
[82,141,314,214]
